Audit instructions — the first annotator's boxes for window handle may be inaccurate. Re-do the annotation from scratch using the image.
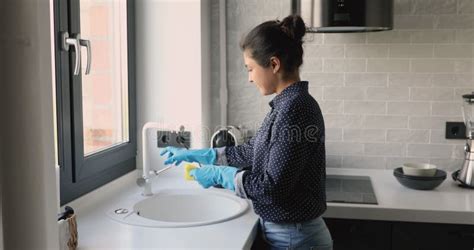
[61,32,81,75]
[79,38,91,75]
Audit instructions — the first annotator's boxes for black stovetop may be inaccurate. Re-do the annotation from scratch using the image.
[326,175,378,205]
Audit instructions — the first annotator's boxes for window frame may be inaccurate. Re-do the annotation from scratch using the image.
[54,0,136,205]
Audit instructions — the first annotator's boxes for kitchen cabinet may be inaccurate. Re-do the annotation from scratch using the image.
[392,221,474,250]
[325,218,391,250]
[325,218,474,250]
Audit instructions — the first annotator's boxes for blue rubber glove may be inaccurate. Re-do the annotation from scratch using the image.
[189,165,238,191]
[159,146,217,166]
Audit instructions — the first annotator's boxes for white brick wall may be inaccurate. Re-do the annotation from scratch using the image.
[223,0,474,170]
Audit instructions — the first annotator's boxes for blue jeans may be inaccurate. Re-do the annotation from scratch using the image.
[259,216,333,250]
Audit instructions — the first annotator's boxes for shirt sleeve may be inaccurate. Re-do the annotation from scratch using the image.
[222,136,255,168]
[234,170,248,199]
[235,112,320,205]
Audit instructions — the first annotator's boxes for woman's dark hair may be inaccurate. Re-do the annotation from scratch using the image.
[240,15,306,78]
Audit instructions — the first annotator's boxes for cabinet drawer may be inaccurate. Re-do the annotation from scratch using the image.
[325,218,391,250]
[392,222,474,250]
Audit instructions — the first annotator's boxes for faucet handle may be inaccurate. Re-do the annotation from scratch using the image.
[137,165,174,187]
[152,165,173,175]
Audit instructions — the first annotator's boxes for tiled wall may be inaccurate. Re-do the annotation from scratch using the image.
[220,0,474,170]
[210,0,222,130]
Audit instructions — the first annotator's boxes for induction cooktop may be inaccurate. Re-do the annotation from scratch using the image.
[325,175,378,205]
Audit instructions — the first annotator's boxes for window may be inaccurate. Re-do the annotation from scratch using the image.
[54,0,136,204]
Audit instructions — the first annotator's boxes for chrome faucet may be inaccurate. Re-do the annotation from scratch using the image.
[136,122,173,196]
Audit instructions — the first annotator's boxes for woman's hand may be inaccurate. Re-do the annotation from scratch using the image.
[159,146,217,166]
[189,165,238,191]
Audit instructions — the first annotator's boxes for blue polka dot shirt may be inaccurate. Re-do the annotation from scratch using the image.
[217,81,327,223]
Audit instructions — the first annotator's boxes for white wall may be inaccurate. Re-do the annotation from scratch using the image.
[135,0,212,170]
[0,0,59,249]
[0,93,3,249]
[0,122,3,249]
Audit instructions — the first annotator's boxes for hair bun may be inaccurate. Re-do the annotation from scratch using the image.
[280,14,306,41]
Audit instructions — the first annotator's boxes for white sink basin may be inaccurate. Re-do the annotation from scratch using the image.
[106,189,249,228]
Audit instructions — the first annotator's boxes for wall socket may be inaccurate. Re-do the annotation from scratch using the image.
[445,122,467,139]
[157,130,191,148]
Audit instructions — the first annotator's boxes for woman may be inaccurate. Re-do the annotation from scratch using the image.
[160,14,333,250]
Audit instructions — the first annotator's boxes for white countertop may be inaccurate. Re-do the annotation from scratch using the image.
[67,167,474,249]
[324,168,474,225]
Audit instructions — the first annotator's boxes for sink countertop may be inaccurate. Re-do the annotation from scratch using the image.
[66,167,259,250]
[67,167,474,249]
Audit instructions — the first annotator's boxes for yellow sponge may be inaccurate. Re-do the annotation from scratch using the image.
[184,163,198,181]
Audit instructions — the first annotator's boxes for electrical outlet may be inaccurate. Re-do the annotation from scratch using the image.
[445,122,467,139]
[157,130,191,148]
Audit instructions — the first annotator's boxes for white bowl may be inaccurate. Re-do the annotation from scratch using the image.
[402,163,437,177]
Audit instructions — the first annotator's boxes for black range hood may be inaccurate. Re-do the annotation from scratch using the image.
[292,0,393,33]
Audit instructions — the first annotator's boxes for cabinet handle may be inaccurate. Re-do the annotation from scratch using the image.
[61,32,81,75]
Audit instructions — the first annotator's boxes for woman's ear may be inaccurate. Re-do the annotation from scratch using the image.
[269,56,281,74]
